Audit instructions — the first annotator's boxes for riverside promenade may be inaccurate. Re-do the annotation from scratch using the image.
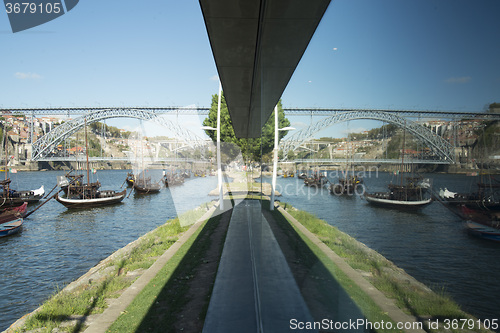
[202,199,315,332]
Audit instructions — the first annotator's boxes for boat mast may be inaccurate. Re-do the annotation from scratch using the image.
[84,117,90,198]
[3,123,10,198]
[400,120,406,186]
[139,123,145,186]
[3,124,7,182]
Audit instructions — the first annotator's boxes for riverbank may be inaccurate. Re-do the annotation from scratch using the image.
[5,197,493,333]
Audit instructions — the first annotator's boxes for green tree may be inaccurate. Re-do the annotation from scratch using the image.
[202,93,290,162]
[487,102,500,113]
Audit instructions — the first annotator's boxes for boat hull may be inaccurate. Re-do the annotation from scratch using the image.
[465,221,500,242]
[134,181,161,193]
[0,202,27,224]
[365,193,432,209]
[0,185,45,207]
[0,218,23,237]
[55,190,126,209]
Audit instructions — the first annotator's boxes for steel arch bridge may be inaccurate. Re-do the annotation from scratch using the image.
[31,108,206,161]
[280,110,456,163]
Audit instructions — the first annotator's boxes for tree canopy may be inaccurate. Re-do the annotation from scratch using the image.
[202,93,290,162]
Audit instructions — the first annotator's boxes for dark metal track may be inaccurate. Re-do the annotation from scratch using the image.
[2,107,499,119]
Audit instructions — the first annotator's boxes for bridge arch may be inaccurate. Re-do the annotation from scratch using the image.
[31,108,206,161]
[280,110,455,163]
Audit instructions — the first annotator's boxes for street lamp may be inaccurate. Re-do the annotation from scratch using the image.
[201,80,224,210]
[270,104,294,210]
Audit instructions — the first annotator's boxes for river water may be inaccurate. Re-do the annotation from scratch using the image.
[0,170,499,330]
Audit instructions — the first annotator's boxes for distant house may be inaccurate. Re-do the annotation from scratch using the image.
[8,131,19,143]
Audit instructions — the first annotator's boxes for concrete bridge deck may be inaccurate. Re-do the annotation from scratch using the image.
[202,200,316,332]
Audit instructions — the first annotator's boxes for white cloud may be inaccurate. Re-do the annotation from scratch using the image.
[445,76,471,84]
[209,74,219,81]
[14,72,42,80]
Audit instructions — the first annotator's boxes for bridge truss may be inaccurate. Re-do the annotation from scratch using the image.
[31,108,207,161]
[5,106,499,162]
[280,110,457,163]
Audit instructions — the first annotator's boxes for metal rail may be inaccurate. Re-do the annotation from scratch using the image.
[3,106,500,119]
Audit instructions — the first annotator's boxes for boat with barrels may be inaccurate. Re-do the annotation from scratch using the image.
[55,189,126,208]
[55,117,126,209]
[303,173,328,187]
[364,177,432,209]
[125,172,135,187]
[163,173,184,187]
[0,179,44,206]
[133,176,162,193]
[365,125,432,209]
[330,175,363,196]
[438,179,500,212]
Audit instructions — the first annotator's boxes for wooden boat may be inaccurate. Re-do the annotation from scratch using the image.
[194,170,206,177]
[125,172,135,187]
[297,172,307,179]
[365,191,432,209]
[55,189,126,208]
[133,177,161,193]
[58,173,101,196]
[364,125,432,210]
[56,117,125,209]
[365,176,432,209]
[330,175,363,196]
[0,202,27,224]
[163,174,184,187]
[0,181,44,205]
[330,138,362,196]
[132,127,162,194]
[303,174,328,187]
[0,218,23,238]
[458,205,500,229]
[438,182,500,211]
[0,130,44,208]
[465,221,500,242]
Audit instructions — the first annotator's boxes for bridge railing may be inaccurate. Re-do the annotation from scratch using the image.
[288,158,451,165]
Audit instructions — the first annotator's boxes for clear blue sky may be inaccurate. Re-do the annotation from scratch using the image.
[1,0,499,138]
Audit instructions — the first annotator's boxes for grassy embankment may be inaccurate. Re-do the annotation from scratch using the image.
[105,203,228,333]
[271,201,489,333]
[13,202,216,333]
